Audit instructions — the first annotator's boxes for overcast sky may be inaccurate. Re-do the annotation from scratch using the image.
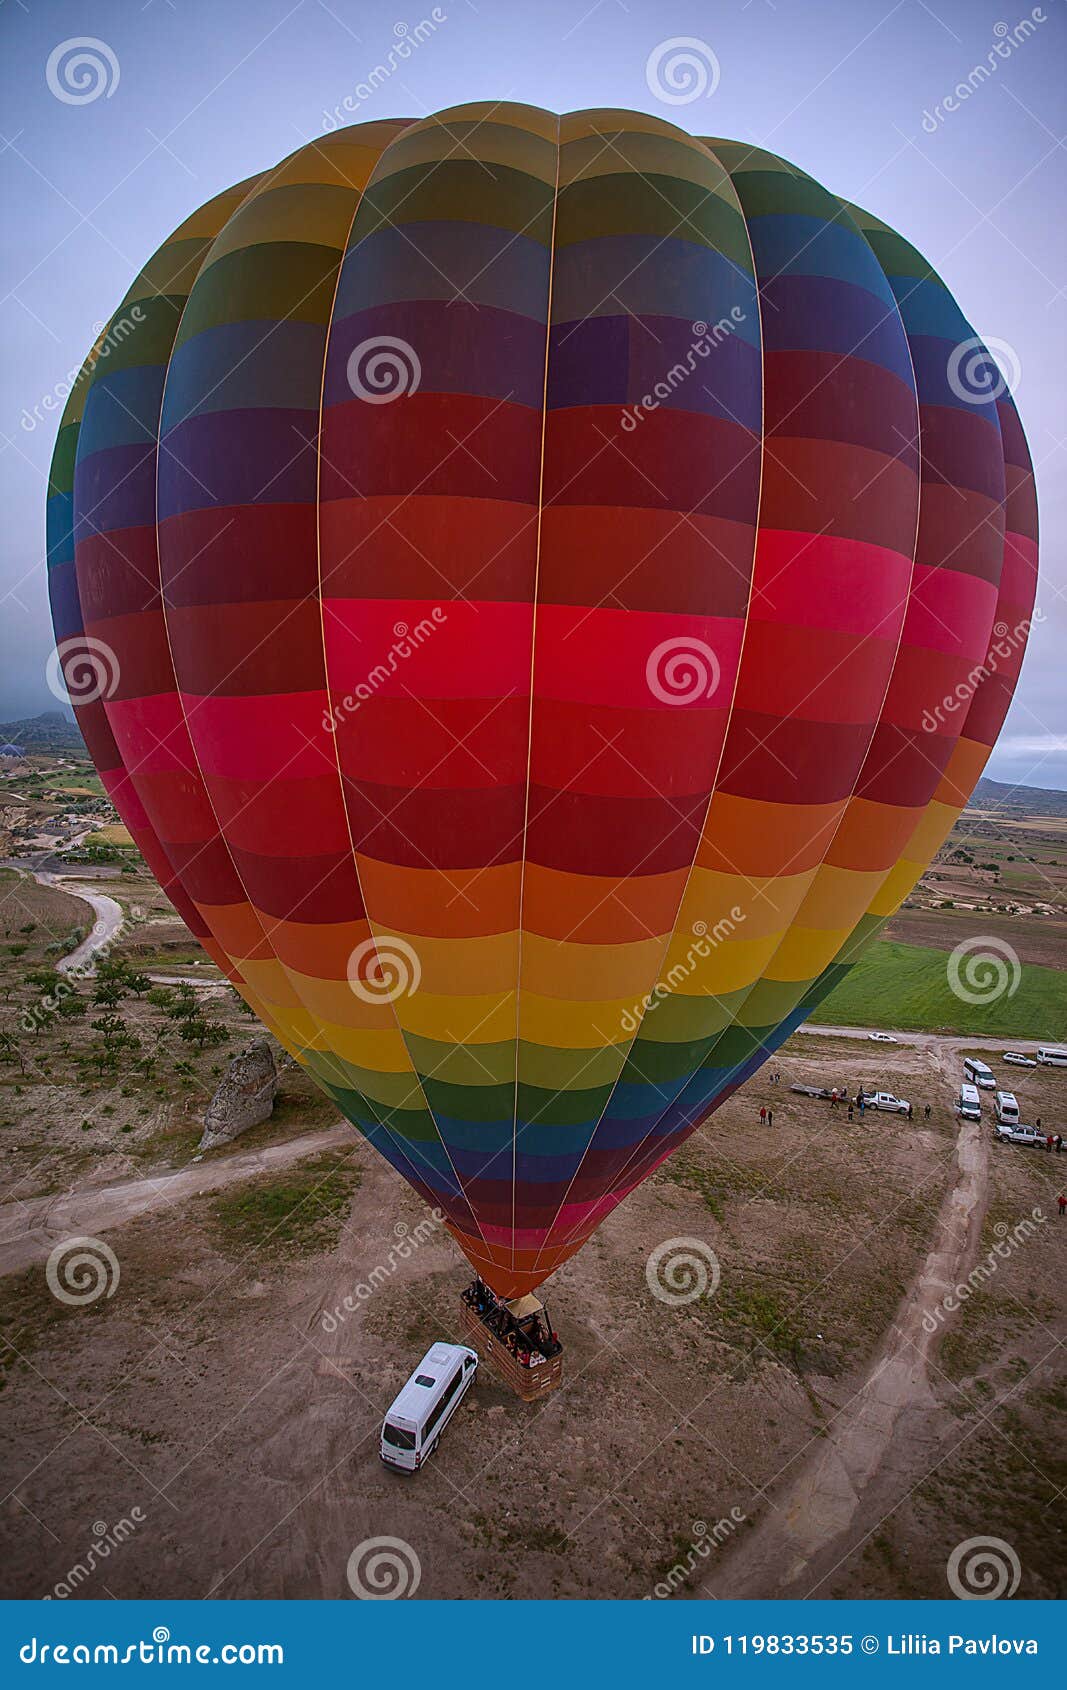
[1,0,1063,787]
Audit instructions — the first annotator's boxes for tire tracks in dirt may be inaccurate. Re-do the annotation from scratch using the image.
[712,1040,988,1597]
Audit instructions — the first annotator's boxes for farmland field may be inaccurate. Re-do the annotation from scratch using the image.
[820,939,1067,1040]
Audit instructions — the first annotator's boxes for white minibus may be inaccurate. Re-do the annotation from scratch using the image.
[380,1342,477,1473]
[956,1083,981,1122]
[994,1090,1019,1127]
[963,1057,996,1090]
[1036,1046,1067,1068]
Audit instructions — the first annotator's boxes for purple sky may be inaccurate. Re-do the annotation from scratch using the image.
[1,0,1063,787]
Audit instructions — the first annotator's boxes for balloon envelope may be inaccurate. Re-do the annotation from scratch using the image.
[47,106,1038,1296]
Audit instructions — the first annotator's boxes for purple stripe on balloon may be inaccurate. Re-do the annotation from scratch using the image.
[157,409,318,518]
[74,444,158,541]
[324,300,546,409]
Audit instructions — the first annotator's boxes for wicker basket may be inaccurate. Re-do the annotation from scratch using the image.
[460,1304,563,1402]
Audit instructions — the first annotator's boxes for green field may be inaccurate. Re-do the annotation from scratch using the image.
[820,939,1066,1040]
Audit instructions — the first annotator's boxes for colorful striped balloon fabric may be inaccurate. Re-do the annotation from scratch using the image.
[47,106,1038,1296]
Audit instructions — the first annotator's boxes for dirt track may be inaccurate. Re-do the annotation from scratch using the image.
[0,1126,352,1278]
[714,1108,988,1597]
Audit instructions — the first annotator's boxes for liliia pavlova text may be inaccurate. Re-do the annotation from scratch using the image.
[888,1636,1037,1655]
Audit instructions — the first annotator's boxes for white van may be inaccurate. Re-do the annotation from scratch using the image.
[957,1083,982,1122]
[963,1057,996,1090]
[1037,1046,1067,1068]
[994,1090,1019,1126]
[380,1342,477,1473]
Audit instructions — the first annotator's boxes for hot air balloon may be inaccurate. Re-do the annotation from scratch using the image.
[47,106,1038,1383]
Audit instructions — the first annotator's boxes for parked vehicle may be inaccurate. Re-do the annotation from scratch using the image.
[963,1057,996,1090]
[1036,1046,1067,1067]
[790,1082,851,1101]
[380,1342,478,1473]
[994,1123,1044,1147]
[865,1091,910,1115]
[994,1090,1020,1127]
[867,1031,897,1043]
[956,1083,982,1122]
[1002,1051,1037,1068]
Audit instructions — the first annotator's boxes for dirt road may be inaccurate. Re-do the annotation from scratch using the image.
[712,1098,988,1598]
[0,1125,352,1278]
[3,859,124,975]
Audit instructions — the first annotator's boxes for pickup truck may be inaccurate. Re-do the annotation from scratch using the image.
[864,1091,911,1116]
[994,1123,1044,1147]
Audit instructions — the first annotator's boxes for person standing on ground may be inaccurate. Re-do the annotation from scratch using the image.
[759,1105,767,1126]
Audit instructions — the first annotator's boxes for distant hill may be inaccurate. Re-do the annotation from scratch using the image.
[0,711,84,753]
[969,776,1067,818]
